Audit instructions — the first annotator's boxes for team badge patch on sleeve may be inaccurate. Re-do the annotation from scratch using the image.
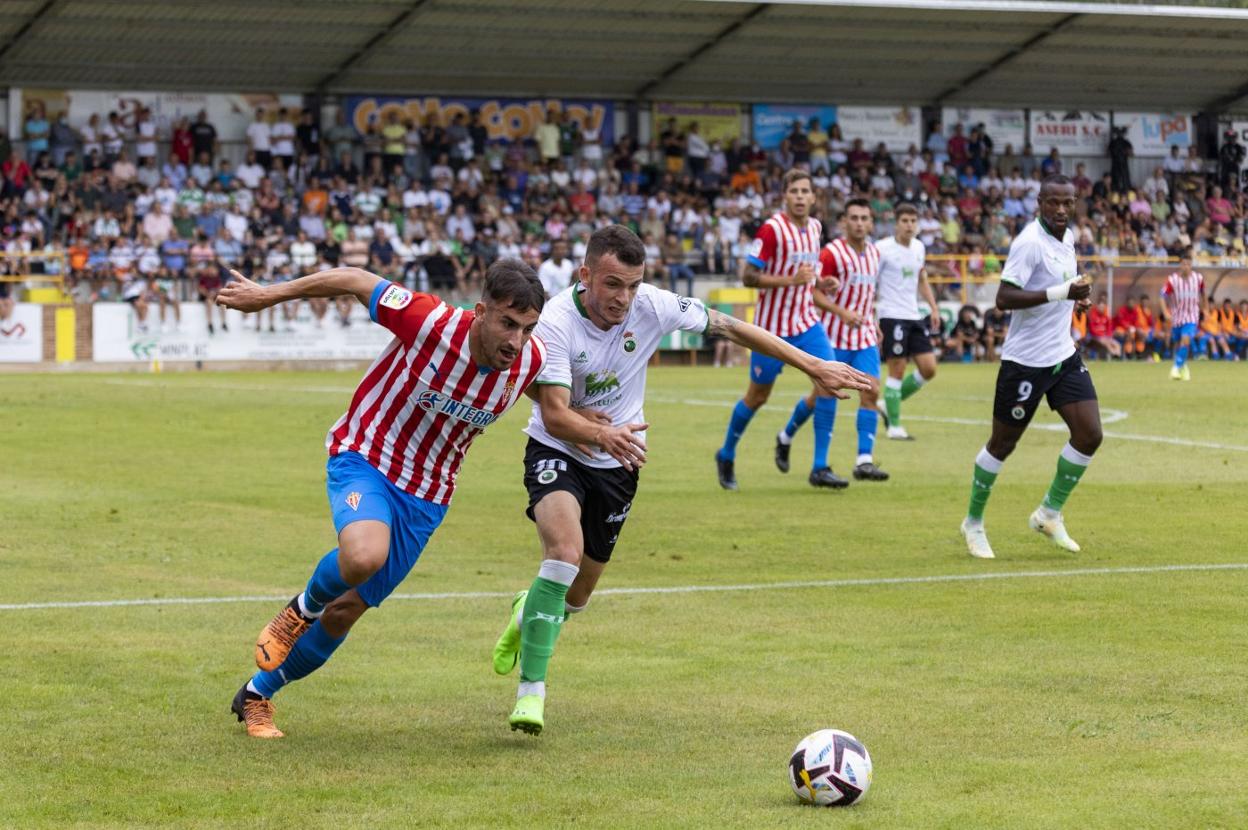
[346,492,362,510]
[380,284,413,310]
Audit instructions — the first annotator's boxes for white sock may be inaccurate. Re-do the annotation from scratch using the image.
[538,559,579,586]
[908,371,927,388]
[565,600,588,616]
[856,453,873,466]
[776,429,792,446]
[245,679,264,697]
[517,680,546,699]
[884,376,903,390]
[1061,442,1094,467]
[296,591,324,619]
[975,446,1005,474]
[1037,504,1060,520]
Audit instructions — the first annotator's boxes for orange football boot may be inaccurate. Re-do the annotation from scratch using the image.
[255,596,312,670]
[231,684,284,739]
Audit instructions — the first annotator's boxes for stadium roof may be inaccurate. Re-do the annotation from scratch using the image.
[3,0,1248,112]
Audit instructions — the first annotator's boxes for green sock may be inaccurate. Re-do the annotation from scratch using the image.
[883,380,902,426]
[1042,444,1092,512]
[900,371,925,400]
[518,561,578,684]
[967,448,1003,522]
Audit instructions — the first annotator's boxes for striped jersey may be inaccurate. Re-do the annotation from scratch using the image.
[327,281,546,505]
[746,212,823,337]
[1162,270,1204,326]
[819,237,882,349]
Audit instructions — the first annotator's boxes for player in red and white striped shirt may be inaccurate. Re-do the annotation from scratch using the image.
[1161,249,1207,380]
[215,260,548,738]
[717,169,851,490]
[790,198,889,482]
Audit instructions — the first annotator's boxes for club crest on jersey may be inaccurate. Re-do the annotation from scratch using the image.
[379,284,412,310]
[502,379,516,400]
[346,492,362,511]
[415,389,499,427]
[622,331,636,353]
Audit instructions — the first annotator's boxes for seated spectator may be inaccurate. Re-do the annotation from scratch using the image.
[660,232,694,296]
[1114,295,1148,360]
[1085,293,1121,359]
[981,305,1008,361]
[946,304,981,362]
[1201,297,1236,360]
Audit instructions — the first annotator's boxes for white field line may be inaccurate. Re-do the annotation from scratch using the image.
[97,379,1248,452]
[2,562,1246,612]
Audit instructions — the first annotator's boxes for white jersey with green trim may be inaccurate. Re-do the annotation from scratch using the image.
[525,282,710,468]
[874,236,926,321]
[999,218,1079,368]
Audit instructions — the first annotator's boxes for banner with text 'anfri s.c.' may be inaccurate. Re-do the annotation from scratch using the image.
[1029,110,1110,154]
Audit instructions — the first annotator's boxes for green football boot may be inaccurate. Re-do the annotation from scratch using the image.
[509,693,545,736]
[491,590,527,675]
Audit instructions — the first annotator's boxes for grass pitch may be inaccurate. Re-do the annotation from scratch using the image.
[1,362,1246,829]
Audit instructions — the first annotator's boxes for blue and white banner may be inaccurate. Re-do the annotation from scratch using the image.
[752,104,837,149]
[1116,112,1192,157]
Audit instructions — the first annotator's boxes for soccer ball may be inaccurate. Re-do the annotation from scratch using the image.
[787,729,873,806]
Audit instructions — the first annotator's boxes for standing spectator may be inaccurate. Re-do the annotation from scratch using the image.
[661,118,685,175]
[1040,147,1061,176]
[947,124,968,170]
[1108,127,1133,193]
[190,110,218,163]
[80,114,102,163]
[808,118,830,175]
[134,107,157,164]
[297,108,320,165]
[535,110,560,165]
[557,111,580,167]
[381,111,406,173]
[271,109,295,171]
[246,108,272,169]
[325,109,358,169]
[686,122,710,179]
[101,112,125,164]
[24,101,50,159]
[536,238,574,297]
[170,117,194,167]
[579,118,603,169]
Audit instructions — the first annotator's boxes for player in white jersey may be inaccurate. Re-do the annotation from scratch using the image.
[1161,249,1207,381]
[716,169,848,490]
[875,203,942,440]
[783,198,889,482]
[961,175,1100,560]
[491,225,873,735]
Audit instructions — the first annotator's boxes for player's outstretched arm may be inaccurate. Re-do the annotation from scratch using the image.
[528,384,649,470]
[216,267,383,312]
[705,309,873,399]
[742,261,810,290]
[996,276,1091,311]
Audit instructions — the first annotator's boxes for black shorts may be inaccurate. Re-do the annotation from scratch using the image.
[993,352,1097,427]
[522,438,638,564]
[880,317,933,358]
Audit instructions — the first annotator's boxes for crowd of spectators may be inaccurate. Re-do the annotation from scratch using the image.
[1,98,1247,340]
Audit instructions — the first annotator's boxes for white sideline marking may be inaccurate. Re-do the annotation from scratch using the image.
[2,562,1245,612]
[97,379,1248,452]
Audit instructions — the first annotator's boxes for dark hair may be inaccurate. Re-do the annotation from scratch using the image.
[782,168,812,191]
[844,197,871,213]
[895,202,919,217]
[585,224,646,268]
[1180,248,1193,261]
[483,258,545,313]
[1040,174,1073,192]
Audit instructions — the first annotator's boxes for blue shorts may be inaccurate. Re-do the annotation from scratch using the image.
[750,323,834,385]
[833,345,882,378]
[326,452,449,608]
[1174,323,1199,340]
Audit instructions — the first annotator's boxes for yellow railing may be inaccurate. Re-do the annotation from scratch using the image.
[1,252,67,301]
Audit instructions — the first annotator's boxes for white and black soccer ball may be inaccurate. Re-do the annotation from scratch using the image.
[787,729,873,806]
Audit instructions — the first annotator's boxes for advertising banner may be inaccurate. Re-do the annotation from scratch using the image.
[941,107,1026,150]
[752,104,838,149]
[92,303,396,363]
[834,106,922,152]
[344,95,614,145]
[20,89,302,143]
[652,101,743,143]
[0,303,42,362]
[1029,110,1110,154]
[1116,112,1193,156]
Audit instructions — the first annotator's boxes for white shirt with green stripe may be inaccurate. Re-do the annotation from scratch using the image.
[525,282,710,468]
[999,218,1079,368]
